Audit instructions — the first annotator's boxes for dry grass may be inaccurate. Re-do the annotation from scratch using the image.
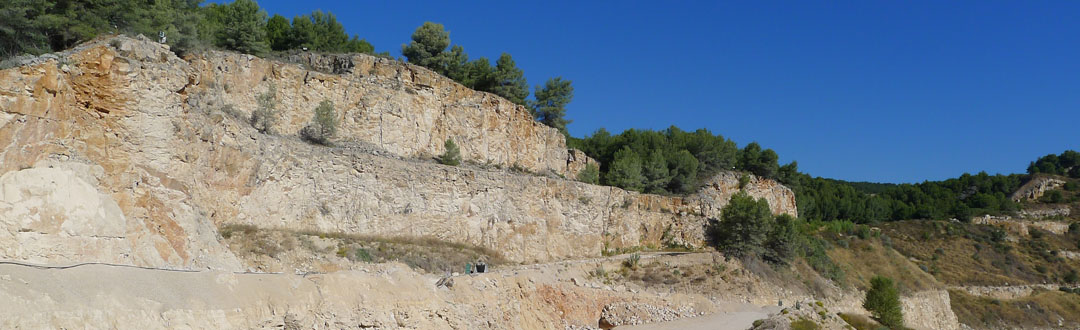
[949,289,1080,329]
[881,220,1080,286]
[827,237,940,293]
[790,317,820,330]
[219,224,506,273]
[838,313,881,330]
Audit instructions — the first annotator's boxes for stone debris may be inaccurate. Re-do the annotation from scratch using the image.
[598,301,699,327]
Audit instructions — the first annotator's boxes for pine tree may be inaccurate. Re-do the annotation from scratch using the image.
[265,14,291,51]
[711,192,773,259]
[642,150,671,194]
[530,77,574,135]
[490,53,529,105]
[208,0,269,55]
[577,163,600,184]
[300,99,337,145]
[402,22,449,68]
[439,138,462,166]
[606,147,645,192]
[864,276,904,328]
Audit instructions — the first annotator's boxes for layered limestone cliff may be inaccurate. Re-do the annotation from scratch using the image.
[185,47,590,178]
[0,36,796,268]
[1010,175,1065,202]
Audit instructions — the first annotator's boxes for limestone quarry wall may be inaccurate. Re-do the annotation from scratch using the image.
[185,49,593,178]
[0,36,796,268]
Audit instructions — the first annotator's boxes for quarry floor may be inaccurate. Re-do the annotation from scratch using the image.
[0,252,798,329]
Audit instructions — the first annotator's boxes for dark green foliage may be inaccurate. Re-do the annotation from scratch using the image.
[265,14,291,51]
[577,163,600,184]
[710,192,773,259]
[1,0,379,59]
[740,142,779,180]
[204,0,269,55]
[530,77,574,135]
[438,138,461,166]
[606,147,645,192]
[0,0,56,57]
[300,99,336,145]
[864,276,904,329]
[1065,181,1079,191]
[399,22,534,106]
[402,22,450,67]
[778,161,800,186]
[284,11,372,53]
[1066,270,1079,284]
[792,170,1022,223]
[764,213,800,264]
[1029,150,1080,176]
[642,150,671,194]
[2,0,207,56]
[569,126,744,194]
[1039,190,1064,204]
[489,53,529,105]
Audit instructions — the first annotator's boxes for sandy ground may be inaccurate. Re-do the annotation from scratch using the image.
[618,303,779,330]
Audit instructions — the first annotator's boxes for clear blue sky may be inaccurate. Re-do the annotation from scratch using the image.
[233,1,1079,183]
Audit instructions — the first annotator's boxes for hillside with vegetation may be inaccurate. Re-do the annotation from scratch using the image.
[1,2,1079,329]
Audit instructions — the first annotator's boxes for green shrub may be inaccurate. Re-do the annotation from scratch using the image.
[577,163,600,184]
[300,100,337,145]
[623,253,641,270]
[1064,270,1078,284]
[250,83,278,133]
[791,317,820,330]
[709,192,772,259]
[438,138,462,166]
[1064,181,1079,191]
[863,276,904,329]
[738,174,751,189]
[855,225,872,239]
[1039,190,1064,203]
[764,213,801,264]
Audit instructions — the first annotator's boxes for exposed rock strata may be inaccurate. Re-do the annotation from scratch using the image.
[972,215,1070,236]
[186,48,593,178]
[0,36,796,267]
[1010,176,1065,201]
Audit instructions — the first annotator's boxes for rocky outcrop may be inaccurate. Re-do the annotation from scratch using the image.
[0,36,797,267]
[185,48,595,178]
[972,215,1070,236]
[901,290,961,330]
[1010,176,1065,201]
[1018,205,1071,219]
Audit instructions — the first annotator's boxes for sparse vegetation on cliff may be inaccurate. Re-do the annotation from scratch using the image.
[438,138,461,166]
[401,22,544,109]
[300,99,337,145]
[577,163,600,184]
[250,83,278,134]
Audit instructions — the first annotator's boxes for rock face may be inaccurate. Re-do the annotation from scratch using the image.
[972,215,1070,236]
[901,290,961,330]
[185,49,593,178]
[0,36,797,267]
[1010,175,1065,201]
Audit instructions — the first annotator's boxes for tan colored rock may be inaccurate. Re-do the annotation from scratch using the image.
[0,36,798,266]
[184,49,596,178]
[1010,175,1065,201]
[901,290,960,330]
